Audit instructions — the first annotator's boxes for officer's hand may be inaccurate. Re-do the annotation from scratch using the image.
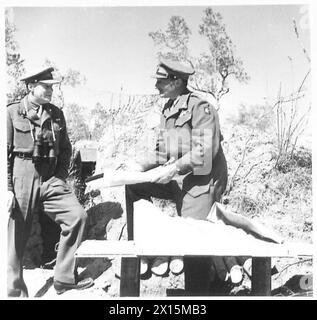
[7,191,15,214]
[121,161,144,172]
[150,163,178,184]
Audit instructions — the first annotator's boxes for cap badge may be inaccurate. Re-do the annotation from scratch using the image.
[204,106,211,114]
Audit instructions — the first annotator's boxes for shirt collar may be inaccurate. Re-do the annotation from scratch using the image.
[163,91,191,119]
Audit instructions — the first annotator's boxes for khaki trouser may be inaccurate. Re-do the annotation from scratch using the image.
[125,181,247,290]
[125,180,218,224]
[8,157,87,297]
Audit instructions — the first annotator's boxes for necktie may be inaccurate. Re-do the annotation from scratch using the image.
[37,104,43,117]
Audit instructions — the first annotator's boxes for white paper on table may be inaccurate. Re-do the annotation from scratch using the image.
[85,169,154,193]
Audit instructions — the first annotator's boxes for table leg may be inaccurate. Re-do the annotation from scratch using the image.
[251,257,271,296]
[120,257,140,297]
[184,256,211,296]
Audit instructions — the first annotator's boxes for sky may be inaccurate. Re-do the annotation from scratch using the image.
[5,2,312,117]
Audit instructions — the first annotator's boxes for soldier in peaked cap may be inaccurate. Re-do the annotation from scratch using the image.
[126,57,227,226]
[20,67,62,84]
[153,58,195,80]
[7,67,94,297]
[123,58,245,292]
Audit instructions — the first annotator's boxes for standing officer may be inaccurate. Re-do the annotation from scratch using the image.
[125,59,233,291]
[7,67,94,297]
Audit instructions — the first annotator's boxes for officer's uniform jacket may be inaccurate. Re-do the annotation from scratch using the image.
[7,95,72,191]
[141,90,228,199]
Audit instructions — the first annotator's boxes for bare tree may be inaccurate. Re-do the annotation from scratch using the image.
[149,8,249,108]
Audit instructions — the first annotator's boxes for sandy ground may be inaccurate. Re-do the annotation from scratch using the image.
[22,254,312,299]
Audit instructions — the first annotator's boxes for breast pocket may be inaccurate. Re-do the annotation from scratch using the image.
[172,113,192,156]
[13,121,33,148]
[175,113,192,127]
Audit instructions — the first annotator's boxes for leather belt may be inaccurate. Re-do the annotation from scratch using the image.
[14,152,33,160]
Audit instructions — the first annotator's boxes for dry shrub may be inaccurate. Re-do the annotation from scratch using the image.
[232,194,267,218]
[274,168,311,198]
[292,146,312,169]
[229,103,274,132]
[273,146,311,175]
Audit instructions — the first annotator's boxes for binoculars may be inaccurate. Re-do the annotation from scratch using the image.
[32,133,56,165]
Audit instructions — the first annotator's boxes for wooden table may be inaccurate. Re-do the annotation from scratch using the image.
[75,239,313,296]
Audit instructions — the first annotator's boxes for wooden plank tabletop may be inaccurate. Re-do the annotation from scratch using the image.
[75,239,313,258]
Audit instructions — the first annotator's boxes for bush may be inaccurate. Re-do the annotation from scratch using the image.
[274,146,312,174]
[292,147,312,169]
[229,103,274,131]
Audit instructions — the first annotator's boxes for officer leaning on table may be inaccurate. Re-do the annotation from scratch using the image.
[124,59,246,289]
[7,67,94,297]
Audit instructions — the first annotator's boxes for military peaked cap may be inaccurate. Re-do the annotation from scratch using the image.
[153,58,195,80]
[20,67,62,84]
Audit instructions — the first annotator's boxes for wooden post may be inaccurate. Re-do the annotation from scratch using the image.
[120,257,140,297]
[251,257,271,296]
[121,187,141,296]
[184,256,211,296]
[125,186,134,240]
